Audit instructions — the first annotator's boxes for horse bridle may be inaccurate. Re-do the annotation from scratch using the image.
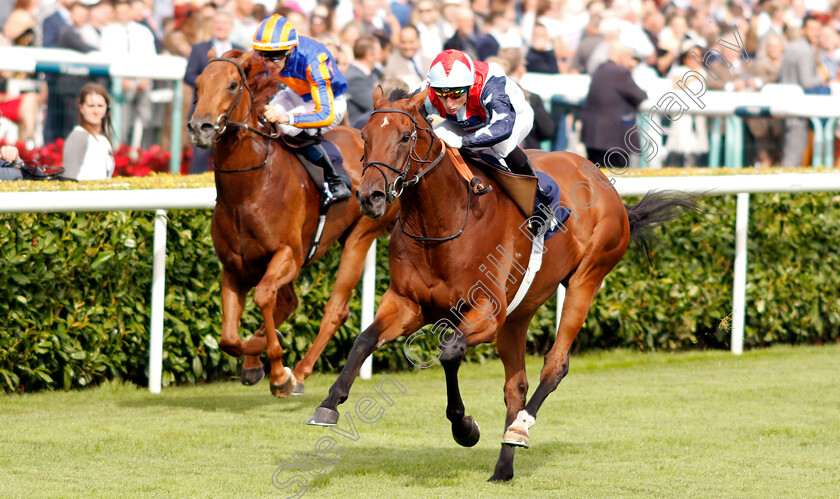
[362,108,470,242]
[205,57,280,173]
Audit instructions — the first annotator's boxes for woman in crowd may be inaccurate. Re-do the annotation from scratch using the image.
[62,83,115,180]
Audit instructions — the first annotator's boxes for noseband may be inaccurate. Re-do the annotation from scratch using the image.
[203,57,280,173]
[362,109,446,203]
[362,108,470,242]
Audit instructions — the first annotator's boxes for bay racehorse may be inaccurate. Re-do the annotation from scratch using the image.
[187,49,397,397]
[307,87,697,479]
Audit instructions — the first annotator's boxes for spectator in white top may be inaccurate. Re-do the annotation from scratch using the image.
[63,83,115,180]
[100,0,155,145]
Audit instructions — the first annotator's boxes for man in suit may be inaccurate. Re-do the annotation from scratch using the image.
[43,0,77,144]
[383,25,433,90]
[344,35,381,126]
[184,10,240,174]
[779,15,826,166]
[580,41,647,170]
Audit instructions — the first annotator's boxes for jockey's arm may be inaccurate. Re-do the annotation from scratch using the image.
[462,76,517,148]
[288,56,336,128]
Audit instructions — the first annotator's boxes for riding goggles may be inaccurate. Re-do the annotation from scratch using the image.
[433,87,469,100]
[259,50,291,63]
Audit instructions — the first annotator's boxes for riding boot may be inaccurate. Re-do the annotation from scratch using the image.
[505,147,552,235]
[304,143,351,204]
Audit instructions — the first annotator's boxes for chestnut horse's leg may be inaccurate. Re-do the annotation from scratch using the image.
[501,276,603,449]
[219,270,266,357]
[307,289,423,425]
[254,245,301,398]
[488,313,531,482]
[439,300,505,447]
[440,332,481,447]
[292,222,383,394]
[239,284,298,386]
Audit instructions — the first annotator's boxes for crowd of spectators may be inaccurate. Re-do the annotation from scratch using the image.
[1,0,840,171]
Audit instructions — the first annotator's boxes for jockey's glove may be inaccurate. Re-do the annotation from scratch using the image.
[434,128,464,149]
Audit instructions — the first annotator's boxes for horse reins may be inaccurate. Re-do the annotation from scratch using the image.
[362,109,471,243]
[206,57,280,173]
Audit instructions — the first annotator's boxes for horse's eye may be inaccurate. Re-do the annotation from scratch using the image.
[229,82,237,90]
[401,132,411,142]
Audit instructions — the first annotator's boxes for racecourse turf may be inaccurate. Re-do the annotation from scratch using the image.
[1,344,838,498]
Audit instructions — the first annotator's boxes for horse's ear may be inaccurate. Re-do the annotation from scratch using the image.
[206,47,217,62]
[372,86,386,109]
[410,88,429,110]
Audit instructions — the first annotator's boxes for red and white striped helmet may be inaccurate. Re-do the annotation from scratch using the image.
[427,49,475,89]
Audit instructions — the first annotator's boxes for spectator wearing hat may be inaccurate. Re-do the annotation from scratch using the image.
[183,10,241,174]
[78,0,112,50]
[164,3,201,57]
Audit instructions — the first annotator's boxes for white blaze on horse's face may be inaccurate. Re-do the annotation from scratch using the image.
[381,117,389,128]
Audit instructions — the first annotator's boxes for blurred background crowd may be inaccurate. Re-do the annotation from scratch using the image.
[1,0,839,174]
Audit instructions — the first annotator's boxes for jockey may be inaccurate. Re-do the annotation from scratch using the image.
[422,49,540,187]
[254,14,351,203]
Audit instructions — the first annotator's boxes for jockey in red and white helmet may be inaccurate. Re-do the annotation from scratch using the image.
[422,49,538,182]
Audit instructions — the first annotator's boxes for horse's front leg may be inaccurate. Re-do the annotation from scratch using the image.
[254,245,301,398]
[307,289,423,425]
[219,270,261,357]
[292,223,382,395]
[441,300,503,447]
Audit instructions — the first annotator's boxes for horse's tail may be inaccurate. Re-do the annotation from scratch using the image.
[624,191,701,261]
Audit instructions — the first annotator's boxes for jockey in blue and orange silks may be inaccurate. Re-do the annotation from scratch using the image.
[254,14,351,202]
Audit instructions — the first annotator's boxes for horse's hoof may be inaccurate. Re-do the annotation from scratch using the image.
[488,471,513,482]
[501,426,530,448]
[270,367,294,398]
[452,416,481,447]
[306,406,339,426]
[292,377,304,396]
[240,366,265,386]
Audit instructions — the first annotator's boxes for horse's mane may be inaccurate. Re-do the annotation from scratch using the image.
[246,58,282,111]
[389,88,412,102]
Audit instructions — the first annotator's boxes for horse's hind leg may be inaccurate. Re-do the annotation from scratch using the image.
[254,245,301,398]
[502,273,603,448]
[292,222,382,395]
[307,289,422,425]
[489,313,531,482]
[239,284,298,386]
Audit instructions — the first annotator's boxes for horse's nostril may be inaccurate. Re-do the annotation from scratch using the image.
[186,122,194,133]
[200,123,213,133]
[369,191,385,204]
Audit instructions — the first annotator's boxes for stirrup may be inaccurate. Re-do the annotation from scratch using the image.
[322,180,351,204]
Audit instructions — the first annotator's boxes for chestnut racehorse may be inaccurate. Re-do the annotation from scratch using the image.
[307,88,696,480]
[187,50,397,397]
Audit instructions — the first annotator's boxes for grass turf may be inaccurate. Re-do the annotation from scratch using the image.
[1,344,838,498]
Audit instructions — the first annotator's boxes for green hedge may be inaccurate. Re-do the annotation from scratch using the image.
[1,192,839,393]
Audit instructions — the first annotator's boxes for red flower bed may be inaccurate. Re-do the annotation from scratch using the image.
[3,139,189,176]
